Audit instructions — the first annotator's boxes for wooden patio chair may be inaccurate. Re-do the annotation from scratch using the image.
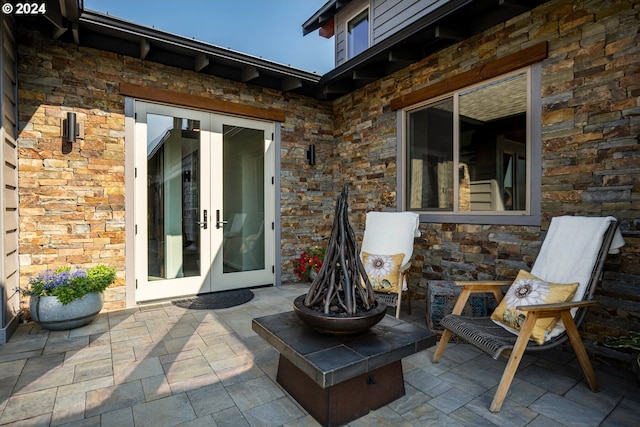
[432,216,624,412]
[360,212,420,318]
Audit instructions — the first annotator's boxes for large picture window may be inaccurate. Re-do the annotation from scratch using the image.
[405,69,536,221]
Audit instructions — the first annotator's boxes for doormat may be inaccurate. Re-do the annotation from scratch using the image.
[171,289,254,310]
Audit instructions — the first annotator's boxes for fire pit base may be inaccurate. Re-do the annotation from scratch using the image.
[277,354,404,426]
[252,311,436,427]
[293,294,387,335]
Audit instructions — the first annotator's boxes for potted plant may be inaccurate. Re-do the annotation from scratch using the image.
[293,246,325,282]
[604,332,640,384]
[17,264,117,330]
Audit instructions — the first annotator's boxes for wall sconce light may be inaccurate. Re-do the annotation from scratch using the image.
[62,112,84,153]
[306,144,316,166]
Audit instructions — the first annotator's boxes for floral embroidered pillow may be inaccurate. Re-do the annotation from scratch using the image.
[490,270,579,344]
[361,252,404,293]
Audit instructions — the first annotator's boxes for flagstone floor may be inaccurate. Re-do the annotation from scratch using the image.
[0,283,638,426]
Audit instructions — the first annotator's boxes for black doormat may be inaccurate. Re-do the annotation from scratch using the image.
[171,289,254,310]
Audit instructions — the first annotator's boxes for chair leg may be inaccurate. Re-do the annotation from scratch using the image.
[432,288,474,363]
[406,289,412,315]
[432,329,453,362]
[490,313,538,412]
[560,311,599,392]
[395,288,402,319]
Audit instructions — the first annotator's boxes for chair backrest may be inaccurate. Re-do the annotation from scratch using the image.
[530,216,621,302]
[360,212,420,267]
[529,216,621,341]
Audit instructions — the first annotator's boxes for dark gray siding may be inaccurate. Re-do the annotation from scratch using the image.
[334,0,448,66]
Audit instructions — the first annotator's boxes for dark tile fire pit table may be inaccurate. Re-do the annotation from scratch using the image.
[252,311,435,426]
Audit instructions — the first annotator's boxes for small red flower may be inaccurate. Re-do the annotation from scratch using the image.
[292,246,325,282]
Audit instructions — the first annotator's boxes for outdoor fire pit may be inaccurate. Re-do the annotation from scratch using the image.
[293,294,386,334]
[295,185,385,334]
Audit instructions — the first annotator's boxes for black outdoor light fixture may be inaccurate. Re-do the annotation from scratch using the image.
[62,112,83,153]
[306,144,316,165]
[63,112,78,142]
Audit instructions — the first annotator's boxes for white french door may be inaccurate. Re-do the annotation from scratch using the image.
[134,102,274,302]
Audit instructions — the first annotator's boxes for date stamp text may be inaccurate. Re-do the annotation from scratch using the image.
[3,2,47,15]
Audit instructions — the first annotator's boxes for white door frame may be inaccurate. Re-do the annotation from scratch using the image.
[127,100,275,304]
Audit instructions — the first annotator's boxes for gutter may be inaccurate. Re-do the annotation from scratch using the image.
[79,9,322,83]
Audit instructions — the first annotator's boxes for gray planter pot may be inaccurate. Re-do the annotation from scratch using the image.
[29,292,104,330]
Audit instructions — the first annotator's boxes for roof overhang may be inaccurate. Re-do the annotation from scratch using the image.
[26,0,323,98]
[313,0,550,100]
[26,0,550,102]
[302,0,354,36]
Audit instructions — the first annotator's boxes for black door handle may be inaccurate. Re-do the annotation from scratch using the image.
[197,210,208,229]
[216,210,228,229]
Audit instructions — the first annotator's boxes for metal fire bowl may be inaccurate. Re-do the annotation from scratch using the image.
[293,294,387,335]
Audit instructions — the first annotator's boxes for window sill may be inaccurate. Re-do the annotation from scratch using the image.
[416,213,542,226]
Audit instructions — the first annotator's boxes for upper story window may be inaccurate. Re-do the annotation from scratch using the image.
[347,8,369,59]
[403,68,540,223]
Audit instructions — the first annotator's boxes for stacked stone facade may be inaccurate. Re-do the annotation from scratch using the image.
[17,26,334,310]
[16,0,639,362]
[331,0,639,354]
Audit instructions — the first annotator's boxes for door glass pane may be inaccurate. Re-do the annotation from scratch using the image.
[222,125,265,273]
[406,98,454,210]
[147,114,201,280]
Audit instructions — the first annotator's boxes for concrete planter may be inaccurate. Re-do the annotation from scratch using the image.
[29,292,104,330]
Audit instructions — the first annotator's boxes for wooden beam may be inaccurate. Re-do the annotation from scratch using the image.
[499,0,532,14]
[241,66,259,82]
[119,82,286,122]
[390,41,548,111]
[434,25,466,41]
[353,68,383,81]
[281,77,302,92]
[388,49,421,63]
[43,1,66,39]
[322,81,353,97]
[140,39,150,60]
[319,17,334,38]
[71,22,79,45]
[194,53,209,72]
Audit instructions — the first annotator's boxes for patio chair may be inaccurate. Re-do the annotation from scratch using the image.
[432,216,624,412]
[360,211,421,318]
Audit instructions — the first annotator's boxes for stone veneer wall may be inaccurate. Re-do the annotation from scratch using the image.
[15,1,640,361]
[17,25,334,310]
[331,0,639,353]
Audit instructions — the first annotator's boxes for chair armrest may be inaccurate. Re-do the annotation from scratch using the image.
[516,300,598,312]
[446,281,511,315]
[454,281,511,291]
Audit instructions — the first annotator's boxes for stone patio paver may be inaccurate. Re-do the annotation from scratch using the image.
[0,283,637,426]
[131,393,197,427]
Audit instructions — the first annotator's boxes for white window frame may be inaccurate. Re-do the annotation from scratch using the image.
[346,6,370,60]
[397,65,542,226]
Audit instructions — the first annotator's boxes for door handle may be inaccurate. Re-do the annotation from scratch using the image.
[216,209,228,229]
[197,210,208,229]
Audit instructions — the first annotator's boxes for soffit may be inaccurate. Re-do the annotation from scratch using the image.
[315,0,550,100]
[26,1,323,98]
[27,0,550,102]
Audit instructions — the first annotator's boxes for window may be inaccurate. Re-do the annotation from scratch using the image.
[404,69,539,223]
[347,8,369,59]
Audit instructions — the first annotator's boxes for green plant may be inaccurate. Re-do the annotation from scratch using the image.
[604,331,640,376]
[18,265,117,305]
[293,246,325,282]
[604,332,640,351]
